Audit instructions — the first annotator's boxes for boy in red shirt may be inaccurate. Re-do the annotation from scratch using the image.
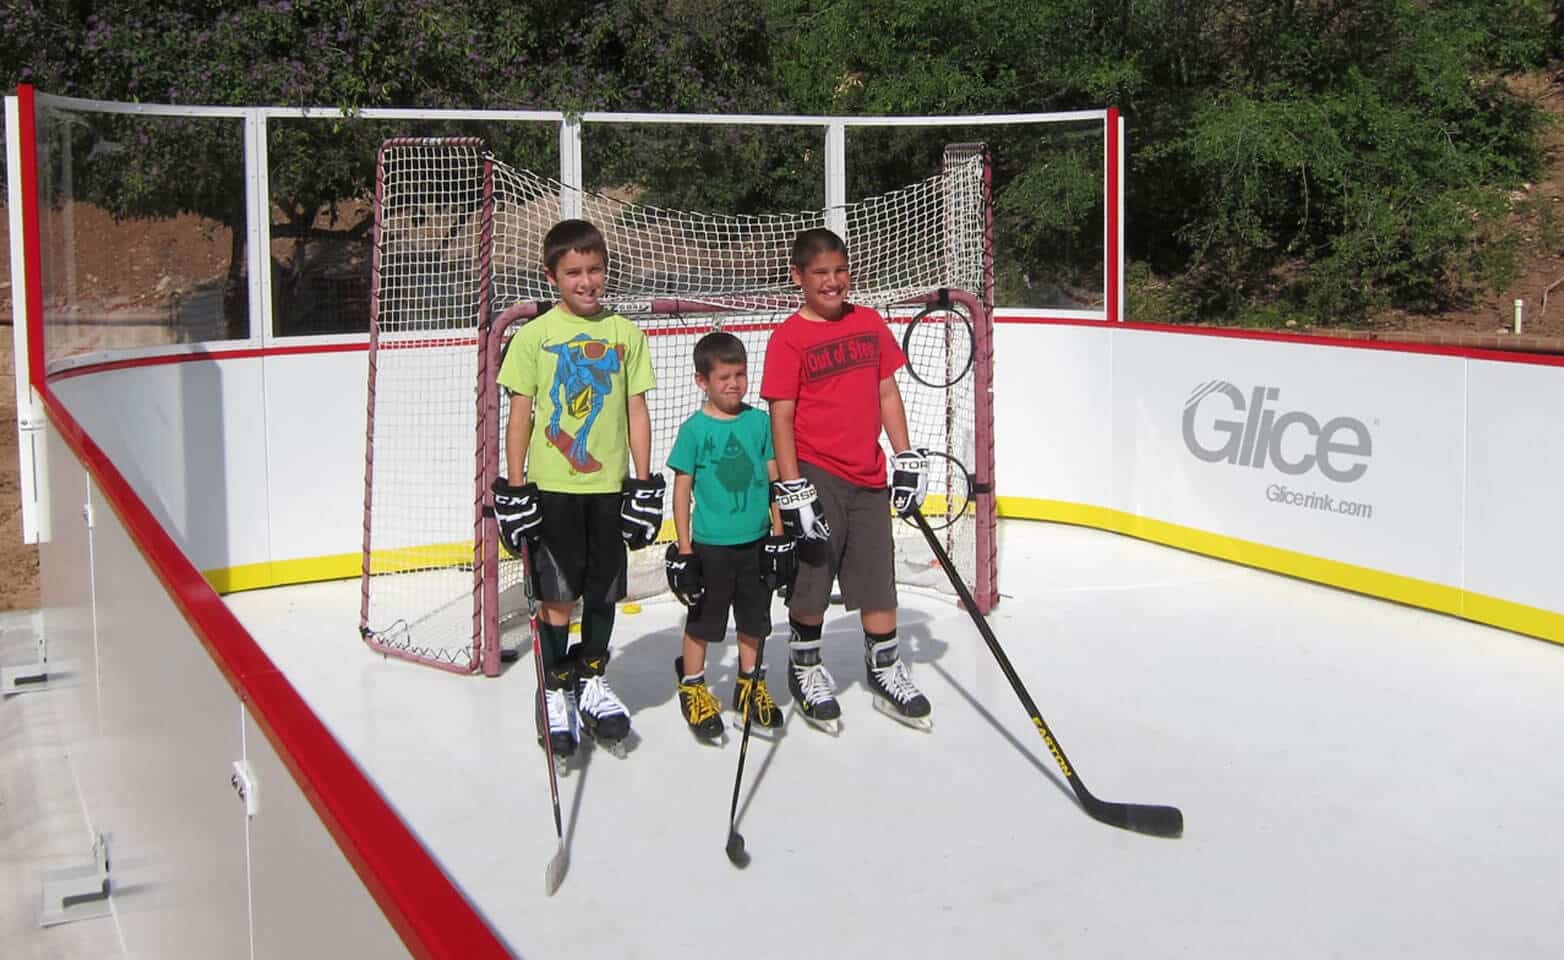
[759,228,932,732]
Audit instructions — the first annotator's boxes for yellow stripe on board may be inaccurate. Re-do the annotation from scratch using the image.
[201,498,1562,646]
[997,496,1564,646]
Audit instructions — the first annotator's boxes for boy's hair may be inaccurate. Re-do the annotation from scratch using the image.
[789,228,848,270]
[542,219,608,274]
[693,331,747,377]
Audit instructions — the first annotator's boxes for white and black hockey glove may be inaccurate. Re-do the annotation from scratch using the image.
[772,478,831,542]
[620,475,666,551]
[760,533,798,597]
[664,543,705,607]
[491,477,542,556]
[889,448,929,518]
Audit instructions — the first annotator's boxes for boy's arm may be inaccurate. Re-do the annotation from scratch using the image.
[673,471,695,552]
[505,393,533,481]
[770,399,801,480]
[879,375,913,452]
[627,392,652,480]
[766,459,783,535]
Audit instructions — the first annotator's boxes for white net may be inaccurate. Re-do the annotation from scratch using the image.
[361,139,993,674]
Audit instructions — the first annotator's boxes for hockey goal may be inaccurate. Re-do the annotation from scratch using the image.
[360,137,997,675]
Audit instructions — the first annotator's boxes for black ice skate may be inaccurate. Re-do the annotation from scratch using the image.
[787,638,842,735]
[866,637,932,731]
[576,654,632,756]
[674,656,726,744]
[732,663,784,731]
[535,664,580,772]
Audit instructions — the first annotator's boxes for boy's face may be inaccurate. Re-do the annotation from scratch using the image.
[545,248,607,317]
[695,359,747,414]
[790,250,850,320]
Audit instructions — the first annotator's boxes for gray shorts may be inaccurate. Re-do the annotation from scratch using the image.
[787,461,898,615]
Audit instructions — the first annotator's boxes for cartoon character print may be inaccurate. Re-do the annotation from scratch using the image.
[704,430,759,513]
[543,333,625,471]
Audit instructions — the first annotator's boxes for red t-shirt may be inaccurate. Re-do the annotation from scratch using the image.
[760,303,905,488]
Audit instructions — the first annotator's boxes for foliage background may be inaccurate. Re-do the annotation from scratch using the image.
[0,0,1560,327]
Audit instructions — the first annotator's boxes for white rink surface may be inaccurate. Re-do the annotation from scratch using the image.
[226,520,1564,959]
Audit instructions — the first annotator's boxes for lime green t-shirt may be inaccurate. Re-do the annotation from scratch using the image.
[496,305,656,494]
[666,405,774,545]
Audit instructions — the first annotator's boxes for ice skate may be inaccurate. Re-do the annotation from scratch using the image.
[535,664,580,773]
[866,637,932,732]
[675,657,726,745]
[787,638,842,735]
[576,654,632,757]
[731,663,784,732]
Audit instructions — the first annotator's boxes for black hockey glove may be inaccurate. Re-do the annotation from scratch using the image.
[664,543,705,607]
[760,533,797,597]
[620,475,666,550]
[771,477,832,542]
[889,448,930,518]
[491,477,542,556]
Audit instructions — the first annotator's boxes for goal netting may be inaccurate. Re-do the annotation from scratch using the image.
[360,137,997,675]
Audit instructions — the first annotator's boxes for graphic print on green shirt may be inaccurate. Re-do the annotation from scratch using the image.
[666,405,773,546]
[495,305,656,495]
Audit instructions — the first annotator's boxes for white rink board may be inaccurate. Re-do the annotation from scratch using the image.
[1109,329,1466,585]
[1464,358,1564,612]
[41,320,1564,637]
[992,322,1113,505]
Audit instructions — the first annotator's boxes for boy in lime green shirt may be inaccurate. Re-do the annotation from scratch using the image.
[492,219,663,760]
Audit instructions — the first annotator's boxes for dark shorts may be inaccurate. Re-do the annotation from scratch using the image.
[684,539,774,644]
[531,491,627,605]
[788,461,897,615]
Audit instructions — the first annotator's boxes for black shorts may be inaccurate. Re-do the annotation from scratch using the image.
[531,490,626,605]
[788,461,897,614]
[683,539,774,644]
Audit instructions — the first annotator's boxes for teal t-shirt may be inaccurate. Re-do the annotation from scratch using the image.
[666,405,774,545]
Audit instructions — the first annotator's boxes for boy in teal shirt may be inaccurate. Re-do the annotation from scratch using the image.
[664,332,794,741]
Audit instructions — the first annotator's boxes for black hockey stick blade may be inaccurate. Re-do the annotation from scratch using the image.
[544,841,569,895]
[725,828,751,868]
[910,510,1184,839]
[1077,783,1184,838]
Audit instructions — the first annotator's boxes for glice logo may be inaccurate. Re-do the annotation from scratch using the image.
[1182,380,1373,483]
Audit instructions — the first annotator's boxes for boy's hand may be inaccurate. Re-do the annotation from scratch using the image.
[620,475,666,550]
[760,534,797,597]
[889,448,929,518]
[664,544,704,607]
[491,478,542,556]
[771,478,831,541]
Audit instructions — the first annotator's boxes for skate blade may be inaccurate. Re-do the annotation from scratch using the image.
[872,696,933,732]
[792,703,842,737]
[689,728,729,747]
[725,709,784,739]
[585,729,635,758]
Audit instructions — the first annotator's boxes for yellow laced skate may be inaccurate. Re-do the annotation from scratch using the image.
[675,656,726,742]
[733,665,783,729]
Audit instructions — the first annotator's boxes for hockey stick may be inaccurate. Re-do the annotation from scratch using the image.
[520,541,571,892]
[724,635,766,867]
[911,511,1184,838]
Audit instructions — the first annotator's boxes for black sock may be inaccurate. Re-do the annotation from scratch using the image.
[579,600,616,660]
[539,621,571,665]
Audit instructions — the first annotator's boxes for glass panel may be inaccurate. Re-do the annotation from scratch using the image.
[33,105,250,365]
[847,119,1107,311]
[267,116,554,337]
